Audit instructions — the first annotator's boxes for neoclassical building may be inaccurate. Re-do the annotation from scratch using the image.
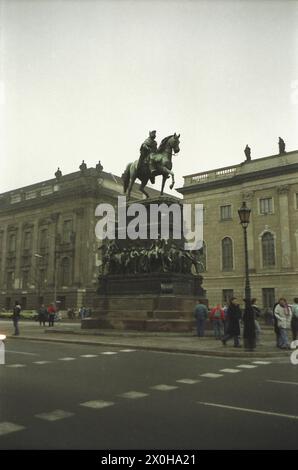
[178,149,298,311]
[0,164,158,310]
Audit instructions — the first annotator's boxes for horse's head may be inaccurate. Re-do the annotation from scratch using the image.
[170,133,180,154]
[158,133,180,155]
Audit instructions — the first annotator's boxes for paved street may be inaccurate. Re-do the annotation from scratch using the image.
[0,337,297,450]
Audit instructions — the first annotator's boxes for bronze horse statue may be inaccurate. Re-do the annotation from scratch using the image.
[122,133,180,199]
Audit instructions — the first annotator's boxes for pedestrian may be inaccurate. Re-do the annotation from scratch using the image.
[290,297,298,341]
[222,303,228,334]
[251,298,262,344]
[38,304,48,326]
[194,300,208,337]
[274,298,292,349]
[48,303,56,327]
[209,304,225,339]
[79,306,86,321]
[12,301,21,336]
[222,297,242,347]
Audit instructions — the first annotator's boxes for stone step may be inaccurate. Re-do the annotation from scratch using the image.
[82,317,196,332]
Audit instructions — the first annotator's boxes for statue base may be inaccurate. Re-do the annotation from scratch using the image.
[83,196,207,332]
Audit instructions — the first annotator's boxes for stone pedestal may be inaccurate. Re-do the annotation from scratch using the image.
[82,196,206,331]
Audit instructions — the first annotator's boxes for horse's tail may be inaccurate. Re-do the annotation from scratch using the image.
[121,164,131,194]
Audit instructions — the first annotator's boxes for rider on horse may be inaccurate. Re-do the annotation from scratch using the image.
[138,130,158,183]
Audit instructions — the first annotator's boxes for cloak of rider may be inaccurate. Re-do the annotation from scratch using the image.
[138,130,158,183]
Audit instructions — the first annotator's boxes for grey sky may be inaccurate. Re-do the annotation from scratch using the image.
[0,0,297,195]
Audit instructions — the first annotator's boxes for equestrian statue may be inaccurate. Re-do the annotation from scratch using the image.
[122,130,180,199]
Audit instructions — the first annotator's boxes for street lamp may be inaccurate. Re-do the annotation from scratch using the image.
[238,201,256,351]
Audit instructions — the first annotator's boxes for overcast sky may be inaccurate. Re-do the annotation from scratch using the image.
[0,0,298,196]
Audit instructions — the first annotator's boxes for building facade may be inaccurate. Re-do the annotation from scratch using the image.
[0,165,156,311]
[179,150,298,311]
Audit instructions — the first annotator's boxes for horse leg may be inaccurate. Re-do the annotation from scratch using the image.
[127,175,136,201]
[160,175,167,196]
[139,178,150,198]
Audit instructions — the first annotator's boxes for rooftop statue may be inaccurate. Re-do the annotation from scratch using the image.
[244,145,251,161]
[122,131,180,199]
[278,137,286,154]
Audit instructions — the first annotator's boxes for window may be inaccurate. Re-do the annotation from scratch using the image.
[6,271,14,290]
[63,220,73,243]
[39,229,48,250]
[8,234,16,253]
[23,231,32,250]
[259,197,273,214]
[222,237,233,271]
[22,271,30,289]
[262,288,275,311]
[60,257,70,286]
[220,205,232,220]
[39,269,46,287]
[222,289,234,304]
[262,232,275,267]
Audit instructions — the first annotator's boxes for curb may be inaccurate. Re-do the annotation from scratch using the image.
[6,334,289,359]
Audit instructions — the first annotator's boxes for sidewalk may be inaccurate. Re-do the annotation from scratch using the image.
[0,319,291,358]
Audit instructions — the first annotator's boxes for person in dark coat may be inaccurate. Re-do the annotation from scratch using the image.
[222,297,242,347]
[12,301,21,336]
[38,304,48,326]
[243,300,256,351]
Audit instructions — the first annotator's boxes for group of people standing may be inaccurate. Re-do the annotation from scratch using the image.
[273,297,298,349]
[194,295,298,350]
[194,298,253,348]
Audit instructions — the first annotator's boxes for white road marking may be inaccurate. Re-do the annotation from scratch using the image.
[0,422,25,436]
[33,361,51,365]
[267,380,298,386]
[59,357,76,361]
[35,410,74,421]
[119,391,149,399]
[80,400,115,409]
[200,373,223,378]
[252,361,271,365]
[80,354,98,358]
[220,368,241,374]
[119,349,136,353]
[176,379,201,384]
[237,364,257,369]
[197,401,298,420]
[6,350,38,356]
[6,364,26,368]
[100,352,118,355]
[150,384,178,391]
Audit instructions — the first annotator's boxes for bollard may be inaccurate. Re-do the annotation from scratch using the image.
[0,334,6,365]
[290,340,298,365]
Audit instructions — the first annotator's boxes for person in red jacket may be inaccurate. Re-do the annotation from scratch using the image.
[210,304,225,340]
[47,303,56,327]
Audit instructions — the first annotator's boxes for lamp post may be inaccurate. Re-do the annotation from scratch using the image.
[34,253,43,306]
[238,202,251,301]
[238,201,256,350]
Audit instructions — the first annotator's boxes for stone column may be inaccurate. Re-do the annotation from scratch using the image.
[48,213,59,287]
[73,208,84,286]
[278,185,291,269]
[0,226,7,289]
[14,223,22,289]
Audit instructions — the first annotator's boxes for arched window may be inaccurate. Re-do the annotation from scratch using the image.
[60,257,71,286]
[222,237,233,271]
[9,234,16,253]
[262,232,275,267]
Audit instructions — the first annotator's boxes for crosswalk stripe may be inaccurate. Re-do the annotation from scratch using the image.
[119,349,136,353]
[0,422,25,436]
[80,400,115,409]
[33,361,51,365]
[237,364,257,369]
[200,373,223,378]
[119,391,149,399]
[100,352,118,355]
[176,379,201,384]
[59,357,76,361]
[150,384,178,391]
[80,354,98,358]
[35,410,74,421]
[220,369,241,374]
[6,364,26,368]
[267,380,298,386]
[252,361,271,365]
